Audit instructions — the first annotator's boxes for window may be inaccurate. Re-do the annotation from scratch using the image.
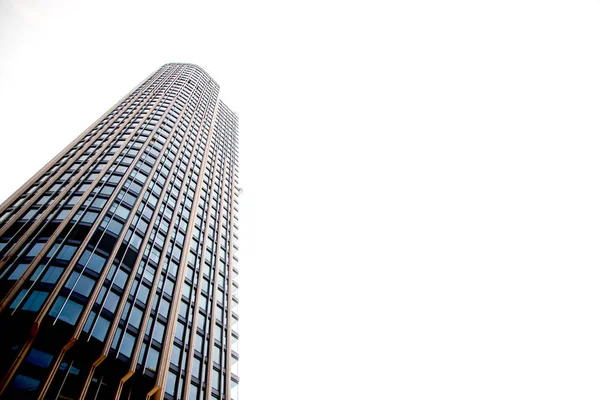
[81,211,99,225]
[26,348,54,369]
[170,345,181,365]
[164,279,174,296]
[10,374,40,393]
[215,306,223,323]
[21,209,38,221]
[213,344,221,366]
[153,322,165,342]
[159,299,170,318]
[199,296,208,312]
[136,217,148,233]
[146,347,159,372]
[100,185,115,196]
[137,283,150,303]
[129,306,143,328]
[130,233,143,249]
[104,291,120,313]
[54,209,71,221]
[58,300,83,325]
[120,333,135,357]
[165,371,177,396]
[175,321,185,341]
[178,301,188,319]
[73,275,95,297]
[80,251,106,274]
[8,264,29,280]
[106,219,124,236]
[83,311,97,333]
[115,204,131,220]
[182,282,191,299]
[189,384,198,399]
[114,269,128,289]
[92,317,110,341]
[192,357,201,378]
[56,244,78,261]
[26,241,47,257]
[211,368,220,391]
[91,198,107,209]
[41,266,64,284]
[22,291,48,312]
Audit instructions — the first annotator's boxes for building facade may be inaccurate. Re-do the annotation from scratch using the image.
[0,63,240,400]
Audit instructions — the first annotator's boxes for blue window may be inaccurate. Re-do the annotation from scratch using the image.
[92,317,110,341]
[175,321,185,341]
[10,374,40,393]
[146,347,159,372]
[153,322,165,342]
[129,306,143,328]
[165,371,176,395]
[53,209,70,221]
[189,384,198,399]
[120,333,135,357]
[29,264,45,281]
[100,185,115,196]
[8,264,29,280]
[9,289,27,309]
[130,233,143,249]
[170,345,181,366]
[158,299,170,318]
[56,244,78,261]
[91,198,107,209]
[26,241,47,257]
[22,291,48,312]
[26,348,53,369]
[81,211,99,225]
[192,357,201,378]
[104,291,120,313]
[78,250,106,274]
[107,219,124,236]
[41,266,64,284]
[137,284,150,303]
[50,298,83,325]
[211,368,220,391]
[74,275,95,297]
[114,269,128,289]
[83,311,97,333]
[115,204,131,220]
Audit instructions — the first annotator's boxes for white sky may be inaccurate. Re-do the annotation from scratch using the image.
[2,0,600,398]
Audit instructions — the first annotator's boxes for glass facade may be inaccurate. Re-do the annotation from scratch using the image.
[0,63,240,400]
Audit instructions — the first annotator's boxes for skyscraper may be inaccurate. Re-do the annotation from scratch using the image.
[0,63,239,400]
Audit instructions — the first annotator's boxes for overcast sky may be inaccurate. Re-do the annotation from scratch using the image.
[2,1,600,399]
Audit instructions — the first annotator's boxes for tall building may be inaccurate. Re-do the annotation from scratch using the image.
[0,63,240,400]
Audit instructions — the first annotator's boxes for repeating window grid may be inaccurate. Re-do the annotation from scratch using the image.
[164,90,219,398]
[78,69,209,354]
[0,64,238,400]
[81,136,171,342]
[0,66,181,259]
[6,117,164,317]
[0,101,169,288]
[167,138,219,399]
[195,126,226,395]
[0,66,177,231]
[124,79,216,382]
[0,66,191,321]
[180,151,218,399]
[29,67,199,396]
